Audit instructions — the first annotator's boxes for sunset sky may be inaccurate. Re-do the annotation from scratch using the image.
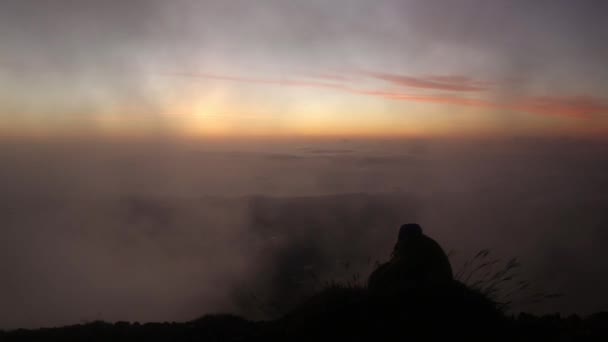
[2,0,607,139]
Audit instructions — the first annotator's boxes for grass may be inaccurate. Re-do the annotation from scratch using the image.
[453,249,564,312]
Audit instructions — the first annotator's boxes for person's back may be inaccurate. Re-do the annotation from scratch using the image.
[368,224,453,294]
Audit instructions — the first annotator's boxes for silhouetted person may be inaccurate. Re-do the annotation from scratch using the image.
[368,223,453,294]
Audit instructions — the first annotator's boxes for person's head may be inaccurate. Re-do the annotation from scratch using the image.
[398,223,423,242]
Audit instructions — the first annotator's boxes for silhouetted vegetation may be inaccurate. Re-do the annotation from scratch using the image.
[454,249,564,311]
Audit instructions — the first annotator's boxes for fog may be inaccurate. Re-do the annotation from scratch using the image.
[0,137,607,329]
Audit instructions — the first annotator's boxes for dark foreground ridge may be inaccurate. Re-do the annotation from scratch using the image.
[2,224,607,341]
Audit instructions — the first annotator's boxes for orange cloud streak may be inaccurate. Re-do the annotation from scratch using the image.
[358,71,491,91]
[170,72,608,119]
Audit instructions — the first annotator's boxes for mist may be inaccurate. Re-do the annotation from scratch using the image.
[1,136,607,329]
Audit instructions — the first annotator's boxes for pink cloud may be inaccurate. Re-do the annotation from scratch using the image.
[354,90,607,118]
[359,71,491,92]
[170,72,607,119]
[511,96,608,118]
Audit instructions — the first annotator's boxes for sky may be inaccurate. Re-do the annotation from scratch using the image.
[1,0,607,139]
[1,0,608,330]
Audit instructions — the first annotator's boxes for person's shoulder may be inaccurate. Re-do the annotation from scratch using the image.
[419,234,446,251]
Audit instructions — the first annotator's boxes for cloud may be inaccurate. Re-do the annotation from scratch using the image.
[512,96,608,118]
[171,72,346,91]
[359,71,491,92]
[305,73,357,82]
[358,91,608,118]
[169,71,608,119]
